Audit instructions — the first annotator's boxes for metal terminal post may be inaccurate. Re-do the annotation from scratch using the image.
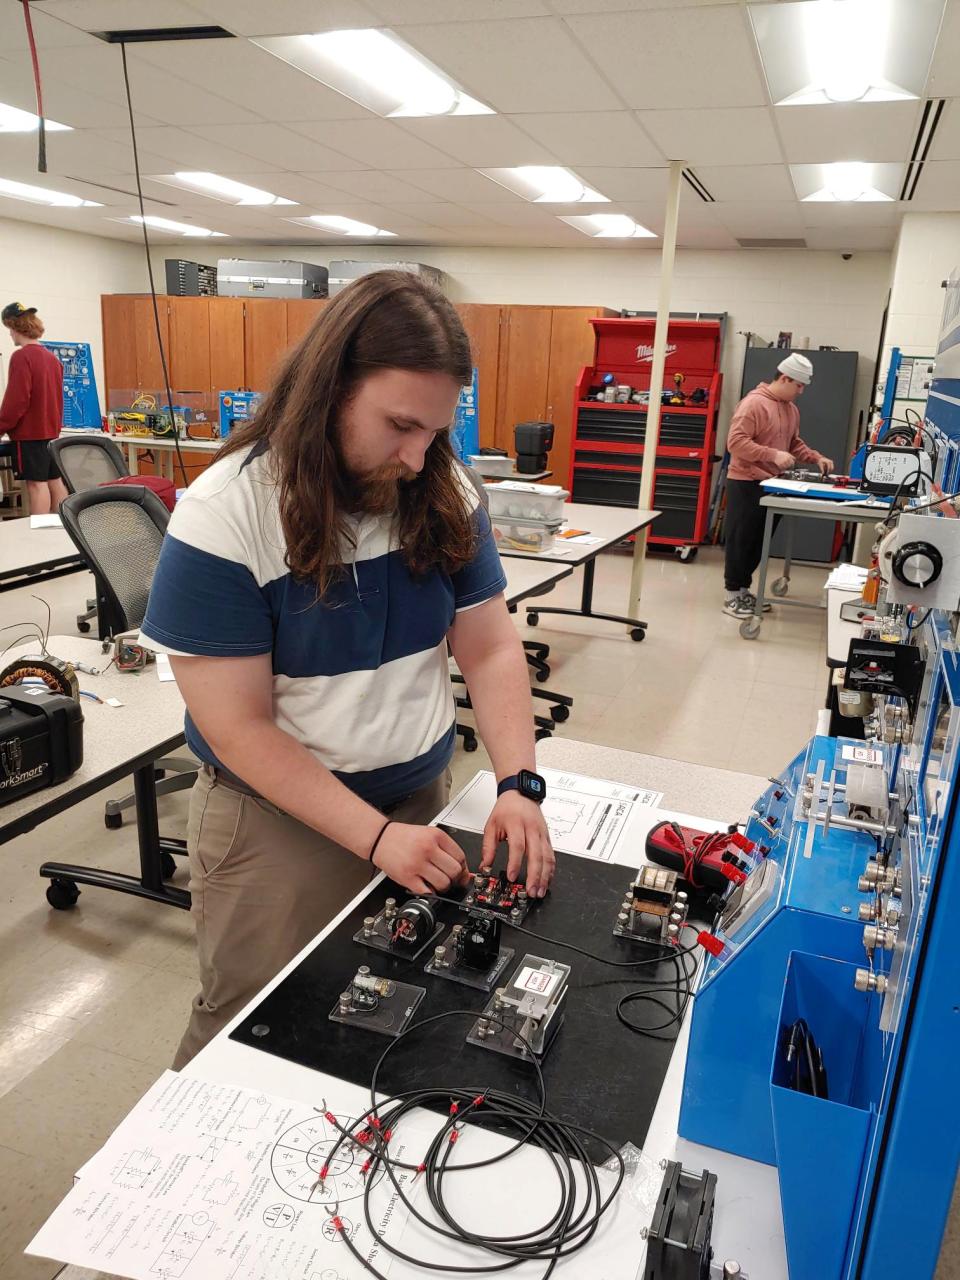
[854,968,889,994]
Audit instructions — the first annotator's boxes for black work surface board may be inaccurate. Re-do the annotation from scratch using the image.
[231,831,684,1162]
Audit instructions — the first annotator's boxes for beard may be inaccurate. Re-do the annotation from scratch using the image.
[341,459,418,516]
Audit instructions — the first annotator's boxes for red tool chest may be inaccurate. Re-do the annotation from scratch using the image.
[568,317,722,551]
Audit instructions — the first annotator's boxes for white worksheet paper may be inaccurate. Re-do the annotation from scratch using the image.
[28,513,63,528]
[433,768,662,862]
[28,1072,415,1280]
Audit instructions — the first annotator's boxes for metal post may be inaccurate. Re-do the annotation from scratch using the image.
[628,159,684,620]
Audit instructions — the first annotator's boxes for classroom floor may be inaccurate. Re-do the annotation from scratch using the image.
[0,546,955,1279]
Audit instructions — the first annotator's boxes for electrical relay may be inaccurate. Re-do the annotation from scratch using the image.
[467,954,570,1062]
[424,912,515,992]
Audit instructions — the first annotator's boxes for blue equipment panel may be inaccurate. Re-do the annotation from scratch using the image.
[450,367,480,462]
[42,340,101,428]
[217,390,261,438]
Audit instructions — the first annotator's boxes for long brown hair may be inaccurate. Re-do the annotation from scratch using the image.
[220,270,476,597]
[4,313,44,339]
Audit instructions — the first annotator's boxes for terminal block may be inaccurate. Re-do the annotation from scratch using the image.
[328,965,425,1038]
[613,865,689,946]
[354,896,443,961]
[424,914,515,992]
[466,954,570,1062]
[461,871,531,924]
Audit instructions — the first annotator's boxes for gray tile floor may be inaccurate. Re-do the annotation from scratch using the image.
[0,548,955,1278]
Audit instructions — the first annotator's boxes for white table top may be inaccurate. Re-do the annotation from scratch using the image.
[0,516,83,581]
[826,583,870,665]
[760,492,888,520]
[498,502,659,565]
[0,635,186,842]
[59,741,780,1280]
[108,432,221,453]
[471,464,552,481]
[502,557,571,604]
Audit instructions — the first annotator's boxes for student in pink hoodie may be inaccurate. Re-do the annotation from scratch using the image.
[722,353,833,618]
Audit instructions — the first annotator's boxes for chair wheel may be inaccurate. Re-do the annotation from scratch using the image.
[77,620,91,633]
[771,577,789,597]
[551,705,570,723]
[740,617,762,640]
[161,851,178,880]
[677,546,698,562]
[464,737,478,753]
[104,811,123,829]
[527,612,539,626]
[46,879,80,910]
[535,728,552,741]
[535,669,550,683]
[630,628,646,641]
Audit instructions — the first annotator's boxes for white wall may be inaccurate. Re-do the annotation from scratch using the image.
[199,242,892,441]
[0,216,146,406]
[884,212,960,363]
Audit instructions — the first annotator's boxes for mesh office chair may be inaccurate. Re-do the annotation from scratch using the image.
[48,434,129,634]
[59,485,197,837]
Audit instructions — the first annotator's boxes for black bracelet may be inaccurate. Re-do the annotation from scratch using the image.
[368,819,393,864]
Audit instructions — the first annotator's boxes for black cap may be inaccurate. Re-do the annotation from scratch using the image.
[2,302,37,323]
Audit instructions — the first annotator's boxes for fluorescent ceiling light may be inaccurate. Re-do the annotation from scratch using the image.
[127,215,227,237]
[0,101,70,132]
[287,214,397,237]
[800,161,894,202]
[253,28,493,118]
[480,167,609,204]
[559,214,657,239]
[0,177,100,207]
[749,0,944,107]
[151,172,296,206]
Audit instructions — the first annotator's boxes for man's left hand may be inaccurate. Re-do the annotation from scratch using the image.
[480,791,555,898]
[818,457,835,476]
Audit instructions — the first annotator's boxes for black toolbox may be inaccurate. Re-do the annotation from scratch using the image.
[0,687,84,804]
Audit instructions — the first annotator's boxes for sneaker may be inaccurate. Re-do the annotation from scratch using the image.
[740,590,772,614]
[723,592,755,619]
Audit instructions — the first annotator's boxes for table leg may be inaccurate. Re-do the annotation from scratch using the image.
[128,443,139,476]
[524,556,648,640]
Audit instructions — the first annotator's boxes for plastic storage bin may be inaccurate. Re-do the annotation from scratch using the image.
[491,516,562,554]
[770,951,883,1280]
[468,455,514,477]
[485,482,569,523]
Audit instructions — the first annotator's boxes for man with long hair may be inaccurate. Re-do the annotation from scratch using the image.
[141,271,555,1064]
[1,302,67,515]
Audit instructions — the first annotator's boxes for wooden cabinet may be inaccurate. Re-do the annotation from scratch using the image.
[455,304,502,450]
[101,295,170,402]
[167,297,211,392]
[208,298,245,393]
[244,299,288,391]
[495,307,554,452]
[286,298,326,349]
[545,307,613,489]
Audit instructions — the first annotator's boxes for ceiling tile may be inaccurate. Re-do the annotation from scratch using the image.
[693,164,796,202]
[574,167,668,203]
[288,119,460,170]
[774,102,922,164]
[563,7,767,109]
[389,168,528,202]
[184,0,382,35]
[511,111,664,166]
[128,38,376,122]
[31,0,212,28]
[799,202,900,228]
[549,0,735,9]
[94,126,284,173]
[0,56,162,130]
[308,170,445,203]
[640,108,783,166]
[908,160,960,210]
[369,202,503,227]
[399,17,622,113]
[372,0,549,18]
[929,100,960,162]
[803,227,897,251]
[676,225,742,249]
[0,3,100,47]
[713,201,807,236]
[185,124,363,172]
[397,117,556,167]
[926,0,960,97]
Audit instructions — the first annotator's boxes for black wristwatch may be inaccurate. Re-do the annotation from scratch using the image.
[497,769,547,805]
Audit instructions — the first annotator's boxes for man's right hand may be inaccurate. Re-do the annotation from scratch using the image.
[773,451,795,472]
[371,823,471,896]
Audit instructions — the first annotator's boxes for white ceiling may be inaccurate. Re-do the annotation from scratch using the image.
[0,0,955,251]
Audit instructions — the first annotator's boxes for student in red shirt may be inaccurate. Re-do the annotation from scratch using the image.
[722,353,833,619]
[1,302,67,515]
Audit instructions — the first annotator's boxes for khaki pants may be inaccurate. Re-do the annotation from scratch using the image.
[174,764,451,1068]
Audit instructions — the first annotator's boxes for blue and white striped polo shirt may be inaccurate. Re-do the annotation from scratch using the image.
[140,443,506,806]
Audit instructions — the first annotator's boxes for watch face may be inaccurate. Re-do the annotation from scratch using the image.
[520,770,545,798]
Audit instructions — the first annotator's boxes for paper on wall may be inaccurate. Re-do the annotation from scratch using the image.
[433,768,663,863]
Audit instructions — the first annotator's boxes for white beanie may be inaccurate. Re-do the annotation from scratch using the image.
[777,352,813,385]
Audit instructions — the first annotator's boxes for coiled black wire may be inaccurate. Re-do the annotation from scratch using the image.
[317,1009,626,1278]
